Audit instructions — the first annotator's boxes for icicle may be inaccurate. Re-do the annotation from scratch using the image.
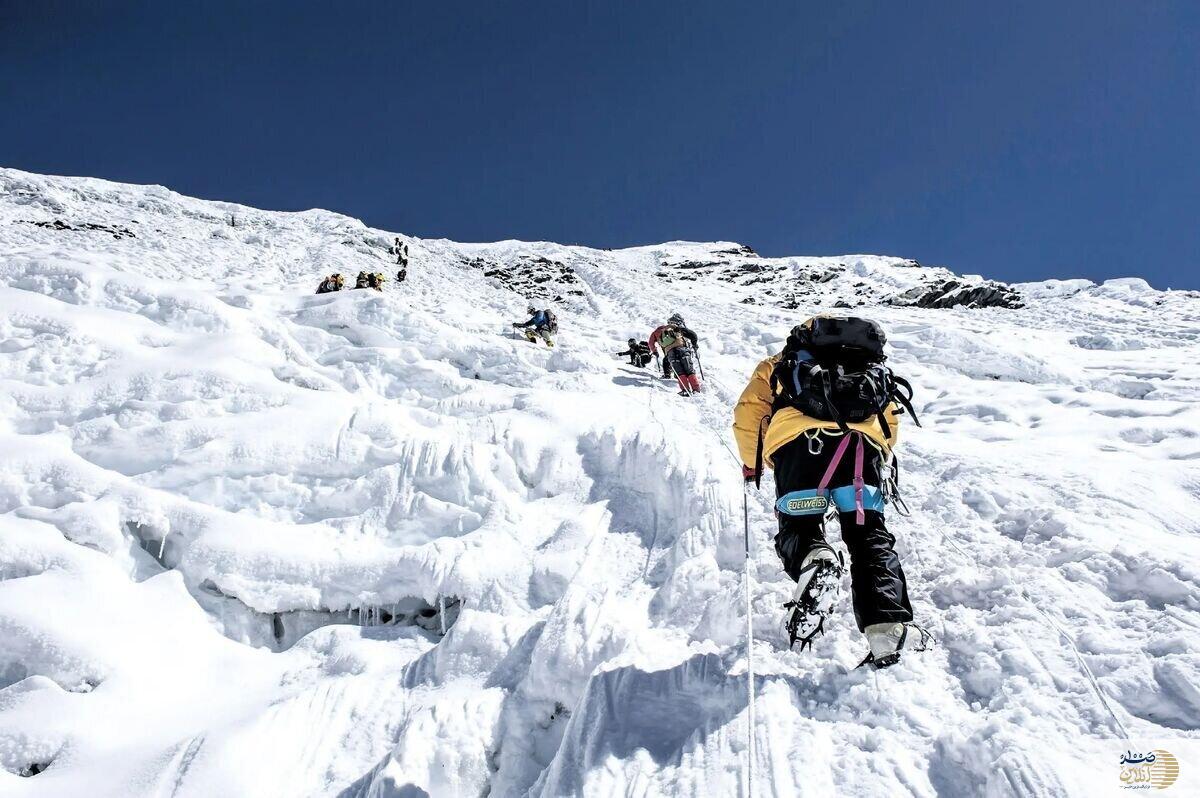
[439,595,447,636]
[158,533,167,561]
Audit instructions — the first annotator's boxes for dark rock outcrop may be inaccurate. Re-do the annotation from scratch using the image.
[714,244,758,257]
[890,279,1023,309]
[463,254,585,300]
[17,218,136,239]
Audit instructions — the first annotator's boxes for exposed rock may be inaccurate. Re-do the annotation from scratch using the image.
[795,266,841,284]
[890,279,1023,310]
[19,761,49,777]
[713,244,758,257]
[463,254,585,300]
[17,218,136,239]
[662,259,726,271]
[741,274,774,286]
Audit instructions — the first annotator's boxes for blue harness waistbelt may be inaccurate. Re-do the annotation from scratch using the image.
[776,485,885,516]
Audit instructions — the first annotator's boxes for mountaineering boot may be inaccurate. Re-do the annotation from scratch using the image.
[858,622,933,669]
[784,545,844,650]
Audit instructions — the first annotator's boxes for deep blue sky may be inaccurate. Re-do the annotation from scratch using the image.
[3,2,1198,287]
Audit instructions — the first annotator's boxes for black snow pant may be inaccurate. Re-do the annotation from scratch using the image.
[772,435,912,631]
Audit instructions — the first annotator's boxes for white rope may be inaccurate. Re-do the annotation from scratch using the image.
[940,530,1133,739]
[742,482,757,797]
[1020,588,1131,739]
[667,362,757,794]
[693,360,756,795]
[649,357,757,792]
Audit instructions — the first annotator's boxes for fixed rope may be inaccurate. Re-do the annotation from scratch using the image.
[636,355,756,794]
[742,479,758,797]
[936,530,1132,739]
[1021,588,1132,739]
[687,365,757,796]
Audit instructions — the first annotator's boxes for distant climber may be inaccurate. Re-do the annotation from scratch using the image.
[354,271,386,291]
[316,274,344,294]
[649,313,701,395]
[393,238,409,266]
[733,315,928,668]
[396,266,407,283]
[615,338,652,367]
[513,304,557,347]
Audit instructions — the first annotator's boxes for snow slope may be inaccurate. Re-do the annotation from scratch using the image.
[1,167,1199,797]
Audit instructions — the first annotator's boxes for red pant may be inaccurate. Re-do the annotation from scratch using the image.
[667,348,701,393]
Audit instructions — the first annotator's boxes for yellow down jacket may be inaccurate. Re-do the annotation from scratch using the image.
[732,354,901,469]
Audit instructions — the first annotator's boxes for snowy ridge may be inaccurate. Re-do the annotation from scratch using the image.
[1,168,1199,796]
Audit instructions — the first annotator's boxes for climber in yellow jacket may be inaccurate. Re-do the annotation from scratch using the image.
[732,315,929,668]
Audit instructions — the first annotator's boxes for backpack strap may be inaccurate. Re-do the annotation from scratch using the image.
[816,368,850,432]
[860,369,893,441]
[875,409,893,442]
[890,375,922,427]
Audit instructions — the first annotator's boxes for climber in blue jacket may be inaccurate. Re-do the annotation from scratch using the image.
[512,305,557,347]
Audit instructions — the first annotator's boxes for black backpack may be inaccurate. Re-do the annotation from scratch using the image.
[769,317,920,440]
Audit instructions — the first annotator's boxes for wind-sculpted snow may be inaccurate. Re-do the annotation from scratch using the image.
[2,168,1200,796]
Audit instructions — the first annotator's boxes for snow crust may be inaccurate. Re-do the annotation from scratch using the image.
[1,168,1199,796]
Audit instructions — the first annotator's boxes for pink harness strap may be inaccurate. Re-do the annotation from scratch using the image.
[853,433,866,524]
[817,433,853,492]
[815,431,867,523]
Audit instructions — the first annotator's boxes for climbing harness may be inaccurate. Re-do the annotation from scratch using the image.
[774,431,880,524]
